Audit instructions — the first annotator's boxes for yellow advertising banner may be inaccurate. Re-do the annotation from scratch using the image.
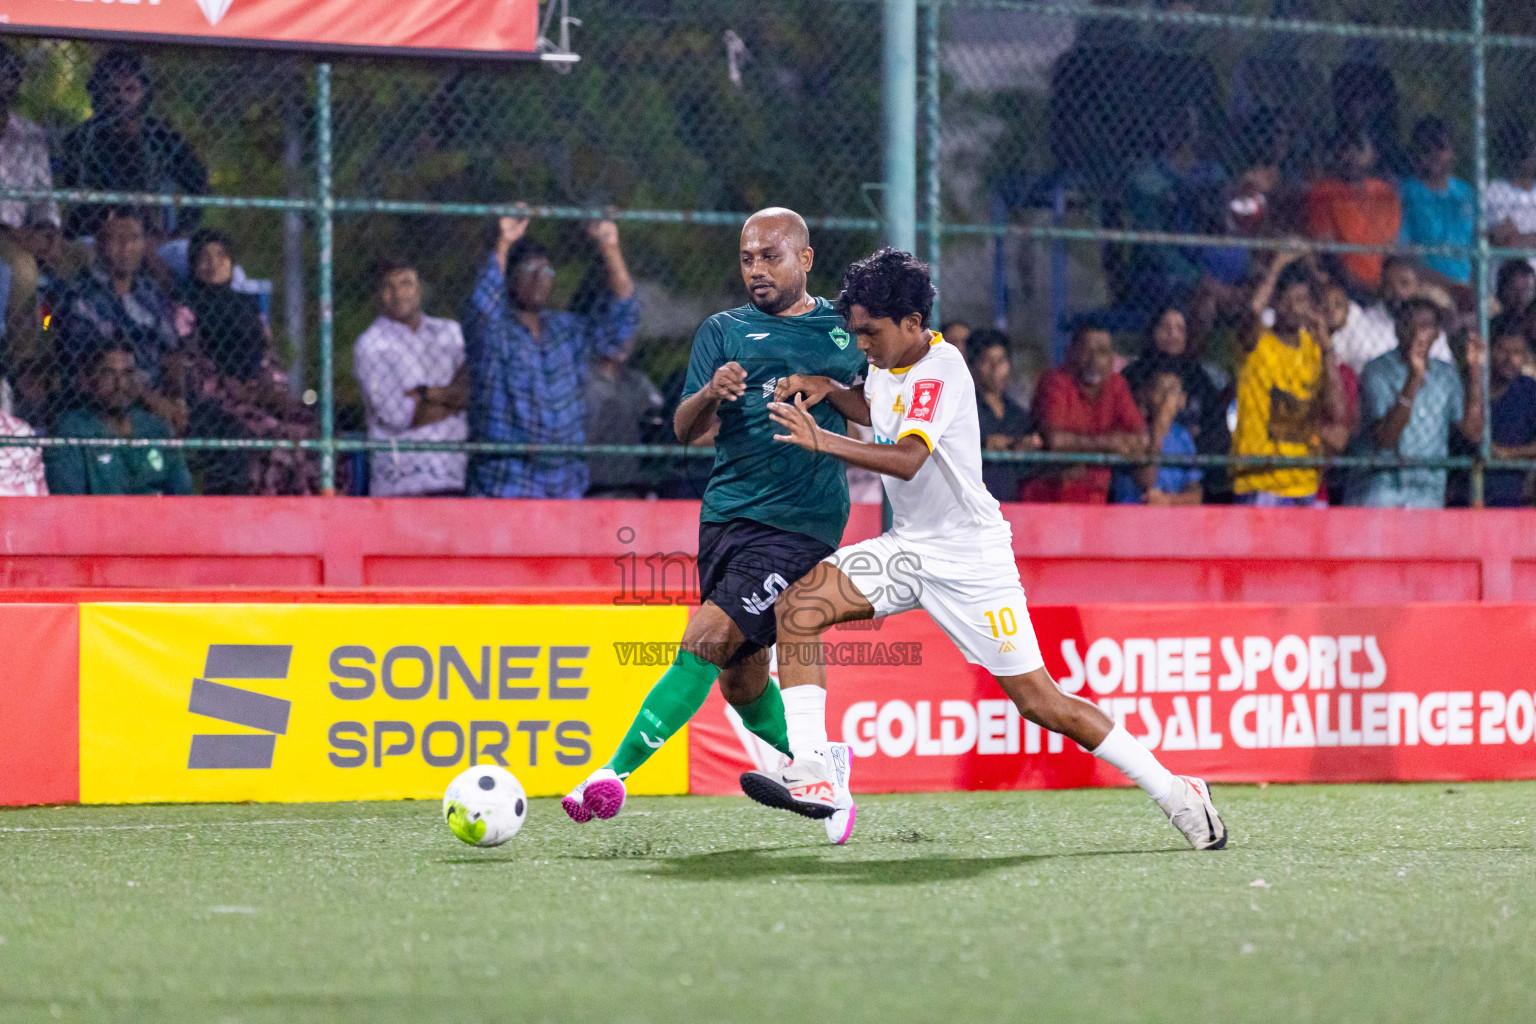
[79,604,689,804]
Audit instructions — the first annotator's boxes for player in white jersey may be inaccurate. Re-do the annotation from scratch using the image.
[738,248,1227,851]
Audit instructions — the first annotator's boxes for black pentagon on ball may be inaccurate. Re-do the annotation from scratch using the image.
[478,774,496,791]
[515,798,525,816]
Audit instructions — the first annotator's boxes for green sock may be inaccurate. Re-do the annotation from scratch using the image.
[733,680,792,758]
[606,650,720,778]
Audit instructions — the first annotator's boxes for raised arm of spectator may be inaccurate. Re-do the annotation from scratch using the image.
[464,219,523,337]
[575,220,641,361]
[1457,333,1487,445]
[1240,248,1304,351]
[1308,310,1347,433]
[1135,386,1179,494]
[1366,342,1424,451]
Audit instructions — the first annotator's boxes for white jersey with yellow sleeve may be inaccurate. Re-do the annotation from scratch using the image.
[864,335,1014,560]
[830,334,1043,675]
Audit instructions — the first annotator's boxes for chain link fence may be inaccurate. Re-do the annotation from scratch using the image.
[0,1,1533,506]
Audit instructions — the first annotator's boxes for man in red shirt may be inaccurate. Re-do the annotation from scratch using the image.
[1024,326,1149,503]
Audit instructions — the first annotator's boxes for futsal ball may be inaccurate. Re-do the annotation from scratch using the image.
[443,765,527,847]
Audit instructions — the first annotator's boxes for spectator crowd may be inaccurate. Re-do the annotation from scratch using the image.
[2,38,1536,510]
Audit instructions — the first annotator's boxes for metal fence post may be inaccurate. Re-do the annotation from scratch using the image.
[883,0,917,254]
[924,0,942,321]
[1471,0,1490,508]
[316,61,337,495]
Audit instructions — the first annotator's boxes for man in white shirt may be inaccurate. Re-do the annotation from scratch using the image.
[740,248,1227,852]
[1332,255,1454,374]
[353,257,469,496]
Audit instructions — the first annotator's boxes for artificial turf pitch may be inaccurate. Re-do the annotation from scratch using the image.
[2,783,1532,1023]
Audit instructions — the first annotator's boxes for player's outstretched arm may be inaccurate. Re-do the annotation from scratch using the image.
[769,396,929,480]
[774,375,871,426]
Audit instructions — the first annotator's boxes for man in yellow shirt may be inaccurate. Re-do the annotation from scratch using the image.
[1231,253,1346,505]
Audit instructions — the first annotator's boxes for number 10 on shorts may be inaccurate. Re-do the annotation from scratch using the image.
[984,607,1018,638]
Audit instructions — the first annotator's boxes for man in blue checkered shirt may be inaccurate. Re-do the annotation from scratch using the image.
[464,210,641,498]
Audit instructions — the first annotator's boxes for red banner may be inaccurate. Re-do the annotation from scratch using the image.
[1,0,539,59]
[689,604,1536,794]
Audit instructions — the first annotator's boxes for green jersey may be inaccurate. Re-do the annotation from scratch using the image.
[683,298,867,548]
[44,408,194,496]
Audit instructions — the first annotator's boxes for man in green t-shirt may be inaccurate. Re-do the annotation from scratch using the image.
[564,208,867,843]
[45,341,193,496]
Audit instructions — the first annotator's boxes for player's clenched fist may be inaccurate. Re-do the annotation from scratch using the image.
[706,361,749,401]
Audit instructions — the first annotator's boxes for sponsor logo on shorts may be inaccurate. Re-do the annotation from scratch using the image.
[742,572,790,616]
[907,380,943,423]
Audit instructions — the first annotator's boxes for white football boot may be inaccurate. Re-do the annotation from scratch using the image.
[1162,775,1228,850]
[740,757,836,819]
[824,742,857,845]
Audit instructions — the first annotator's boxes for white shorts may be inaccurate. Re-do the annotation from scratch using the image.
[826,533,1045,676]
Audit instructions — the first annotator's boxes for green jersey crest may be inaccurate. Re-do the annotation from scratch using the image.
[829,327,851,350]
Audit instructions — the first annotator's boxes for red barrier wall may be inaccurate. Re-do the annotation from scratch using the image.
[0,604,79,804]
[3,497,1536,602]
[690,604,1536,794]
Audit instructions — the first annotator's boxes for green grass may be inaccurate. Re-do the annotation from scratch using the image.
[2,783,1533,1023]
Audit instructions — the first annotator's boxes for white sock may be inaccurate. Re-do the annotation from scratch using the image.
[1092,723,1177,805]
[781,685,828,766]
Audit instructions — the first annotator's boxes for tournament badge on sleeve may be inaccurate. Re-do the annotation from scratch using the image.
[908,380,943,422]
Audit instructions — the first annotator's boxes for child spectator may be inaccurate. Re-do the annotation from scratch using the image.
[1111,370,1202,505]
[1120,306,1230,497]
